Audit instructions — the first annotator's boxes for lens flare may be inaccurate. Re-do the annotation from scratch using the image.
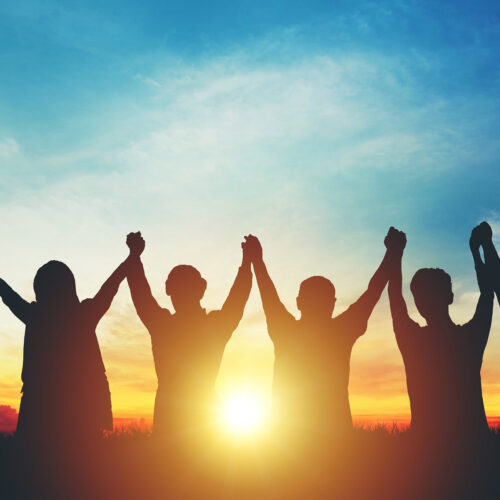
[221,393,265,434]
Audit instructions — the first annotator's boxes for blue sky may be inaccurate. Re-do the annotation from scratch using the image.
[0,1,500,419]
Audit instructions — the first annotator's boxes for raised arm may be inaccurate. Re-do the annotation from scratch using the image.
[337,227,406,332]
[87,252,132,324]
[216,238,253,333]
[387,228,420,345]
[466,224,495,349]
[474,221,500,305]
[245,235,294,331]
[126,232,165,331]
[0,278,31,324]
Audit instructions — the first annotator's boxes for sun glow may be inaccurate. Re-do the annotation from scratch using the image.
[220,393,267,435]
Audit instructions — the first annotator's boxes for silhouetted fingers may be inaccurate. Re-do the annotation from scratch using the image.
[385,227,406,252]
[126,232,145,255]
[479,221,493,240]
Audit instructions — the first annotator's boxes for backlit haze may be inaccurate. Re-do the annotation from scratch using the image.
[1,1,500,432]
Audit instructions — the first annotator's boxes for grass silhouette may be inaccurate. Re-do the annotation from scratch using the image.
[1,425,499,499]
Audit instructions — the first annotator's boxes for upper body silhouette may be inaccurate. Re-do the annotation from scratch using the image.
[125,232,252,437]
[0,251,131,450]
[244,229,401,440]
[388,225,494,446]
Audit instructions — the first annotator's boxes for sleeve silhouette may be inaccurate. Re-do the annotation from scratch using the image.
[127,256,166,331]
[465,237,494,351]
[336,246,395,338]
[87,258,130,324]
[213,258,252,337]
[253,258,295,340]
[0,278,31,324]
[388,249,420,347]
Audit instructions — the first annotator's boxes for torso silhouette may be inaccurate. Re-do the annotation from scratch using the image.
[0,257,127,451]
[5,298,113,445]
[396,320,490,444]
[268,306,368,437]
[145,307,240,432]
[128,260,252,436]
[251,242,394,441]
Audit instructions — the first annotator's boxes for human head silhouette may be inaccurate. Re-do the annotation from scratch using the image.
[297,276,336,320]
[410,268,453,323]
[34,260,79,307]
[165,265,207,313]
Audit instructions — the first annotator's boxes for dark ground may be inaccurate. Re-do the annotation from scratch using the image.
[1,425,499,499]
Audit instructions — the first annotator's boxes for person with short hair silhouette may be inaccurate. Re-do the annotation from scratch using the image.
[387,225,494,448]
[0,248,132,452]
[244,229,402,443]
[125,232,252,439]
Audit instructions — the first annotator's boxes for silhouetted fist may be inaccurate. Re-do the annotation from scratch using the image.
[243,234,263,263]
[384,227,406,255]
[127,232,145,257]
[470,221,493,251]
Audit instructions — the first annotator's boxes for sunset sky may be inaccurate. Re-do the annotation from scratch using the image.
[1,1,500,429]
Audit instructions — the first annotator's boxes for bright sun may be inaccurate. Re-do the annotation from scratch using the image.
[221,393,266,435]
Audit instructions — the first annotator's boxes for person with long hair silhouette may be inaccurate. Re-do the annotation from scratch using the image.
[0,247,132,453]
[387,225,494,450]
[125,232,252,440]
[243,229,402,444]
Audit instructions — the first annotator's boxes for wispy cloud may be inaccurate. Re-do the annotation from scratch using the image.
[1,19,499,419]
[0,137,19,158]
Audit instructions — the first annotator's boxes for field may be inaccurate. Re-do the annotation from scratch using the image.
[1,425,500,499]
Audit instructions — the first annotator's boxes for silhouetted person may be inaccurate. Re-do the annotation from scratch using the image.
[244,229,402,443]
[388,225,494,449]
[0,249,131,454]
[125,232,252,439]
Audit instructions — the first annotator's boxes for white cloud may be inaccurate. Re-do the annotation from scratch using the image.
[1,40,499,416]
[486,212,500,246]
[1,47,497,309]
[0,137,19,158]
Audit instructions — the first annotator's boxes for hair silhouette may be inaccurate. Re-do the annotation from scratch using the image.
[165,264,208,310]
[297,276,336,318]
[33,260,79,306]
[410,267,452,299]
[410,268,454,322]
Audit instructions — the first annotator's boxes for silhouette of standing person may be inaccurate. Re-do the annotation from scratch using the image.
[387,225,494,450]
[243,229,402,445]
[0,246,132,454]
[125,232,252,440]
